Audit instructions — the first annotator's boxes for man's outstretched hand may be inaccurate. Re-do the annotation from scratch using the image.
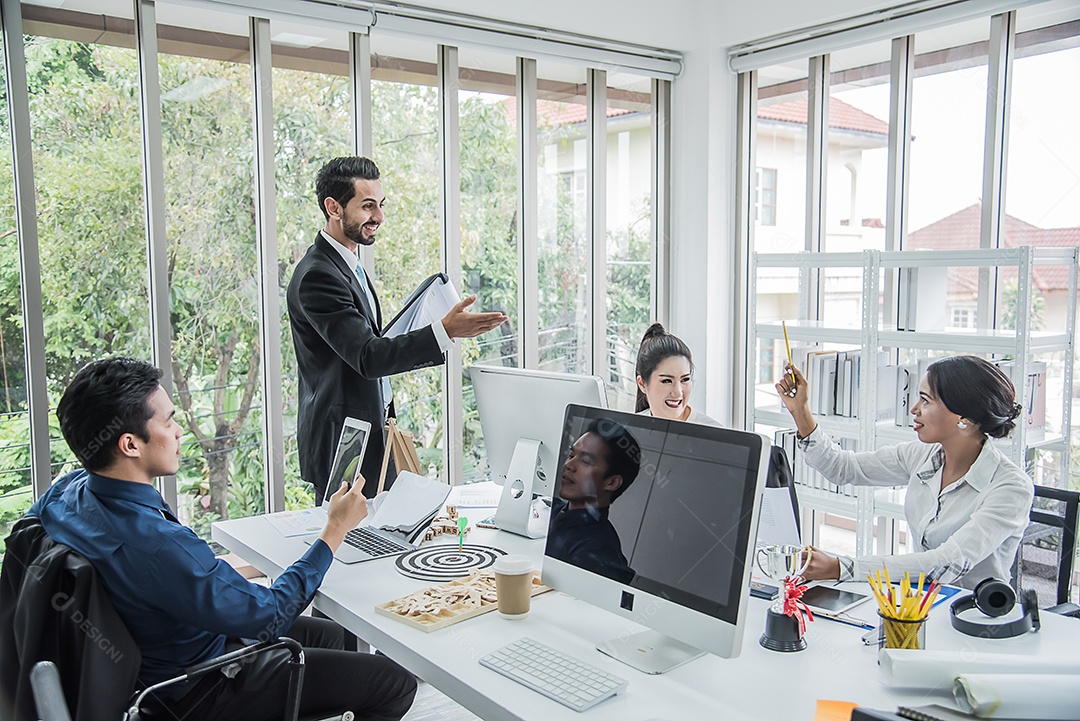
[441,295,507,339]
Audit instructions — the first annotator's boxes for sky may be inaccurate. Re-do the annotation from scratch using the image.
[838,46,1080,232]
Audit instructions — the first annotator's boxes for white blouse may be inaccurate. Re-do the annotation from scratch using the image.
[798,427,1033,589]
[637,407,721,427]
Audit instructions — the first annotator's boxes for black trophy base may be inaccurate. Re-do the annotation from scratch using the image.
[759,607,807,652]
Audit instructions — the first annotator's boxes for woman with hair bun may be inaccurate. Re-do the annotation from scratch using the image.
[635,323,719,426]
[775,355,1033,589]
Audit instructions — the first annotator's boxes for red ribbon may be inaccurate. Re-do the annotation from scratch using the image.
[782,575,814,634]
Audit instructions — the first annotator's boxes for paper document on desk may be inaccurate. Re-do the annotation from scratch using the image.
[756,486,801,547]
[383,273,460,339]
[366,471,450,538]
[266,507,327,537]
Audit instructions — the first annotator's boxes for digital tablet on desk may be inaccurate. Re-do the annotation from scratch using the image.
[801,584,871,615]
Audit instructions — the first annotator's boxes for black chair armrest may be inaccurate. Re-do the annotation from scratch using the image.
[183,637,303,680]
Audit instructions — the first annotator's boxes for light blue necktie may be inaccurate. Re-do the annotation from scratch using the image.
[354,262,393,409]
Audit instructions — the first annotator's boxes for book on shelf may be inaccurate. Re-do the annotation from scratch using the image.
[896,266,948,332]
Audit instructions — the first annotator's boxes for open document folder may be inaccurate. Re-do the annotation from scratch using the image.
[382,272,460,339]
[366,471,451,543]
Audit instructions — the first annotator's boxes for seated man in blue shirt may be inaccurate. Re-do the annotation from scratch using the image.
[546,419,640,585]
[29,357,416,720]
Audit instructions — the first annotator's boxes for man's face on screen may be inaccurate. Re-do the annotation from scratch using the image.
[560,432,616,508]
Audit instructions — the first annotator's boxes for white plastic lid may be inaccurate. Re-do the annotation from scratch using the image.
[492,554,534,575]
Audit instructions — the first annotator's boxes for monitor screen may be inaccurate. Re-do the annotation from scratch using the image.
[542,405,769,662]
[471,365,606,496]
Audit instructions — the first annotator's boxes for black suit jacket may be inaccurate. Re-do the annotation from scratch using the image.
[287,233,444,501]
[0,517,141,721]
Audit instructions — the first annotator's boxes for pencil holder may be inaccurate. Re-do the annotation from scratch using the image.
[877,611,926,651]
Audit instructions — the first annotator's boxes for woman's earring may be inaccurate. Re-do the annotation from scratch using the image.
[957,420,968,430]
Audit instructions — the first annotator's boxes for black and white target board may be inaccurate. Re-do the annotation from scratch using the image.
[395,545,506,581]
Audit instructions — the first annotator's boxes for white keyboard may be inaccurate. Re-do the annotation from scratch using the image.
[479,637,628,712]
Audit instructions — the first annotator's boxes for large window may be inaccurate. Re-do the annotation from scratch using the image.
[604,72,654,411]
[26,15,152,480]
[370,37,444,475]
[270,22,353,509]
[155,7,264,538]
[458,49,519,477]
[0,31,32,553]
[536,60,589,375]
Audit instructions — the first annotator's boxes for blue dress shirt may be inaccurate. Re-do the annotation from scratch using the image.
[29,469,333,686]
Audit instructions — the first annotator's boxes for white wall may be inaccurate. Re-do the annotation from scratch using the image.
[408,0,902,424]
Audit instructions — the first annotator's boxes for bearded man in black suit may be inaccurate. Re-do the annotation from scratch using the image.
[287,157,506,502]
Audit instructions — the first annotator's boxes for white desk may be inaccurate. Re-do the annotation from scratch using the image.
[213,515,1078,721]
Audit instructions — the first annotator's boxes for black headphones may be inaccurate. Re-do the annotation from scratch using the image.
[949,578,1040,639]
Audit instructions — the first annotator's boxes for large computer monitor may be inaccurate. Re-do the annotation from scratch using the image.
[543,404,770,673]
[471,365,606,537]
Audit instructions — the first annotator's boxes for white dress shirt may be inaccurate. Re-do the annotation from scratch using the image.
[320,231,452,352]
[798,426,1033,589]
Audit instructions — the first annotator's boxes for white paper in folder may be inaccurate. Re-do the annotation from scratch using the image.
[756,486,801,547]
[382,273,460,339]
[364,471,450,537]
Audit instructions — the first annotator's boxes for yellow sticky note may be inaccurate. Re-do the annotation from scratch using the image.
[813,699,859,721]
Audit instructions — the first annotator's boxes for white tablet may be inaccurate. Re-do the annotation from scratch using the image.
[800,584,870,615]
[324,417,372,503]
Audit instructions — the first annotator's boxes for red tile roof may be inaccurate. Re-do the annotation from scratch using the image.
[907,203,1080,292]
[757,97,889,136]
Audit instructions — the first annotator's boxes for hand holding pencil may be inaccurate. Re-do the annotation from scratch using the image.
[775,362,817,439]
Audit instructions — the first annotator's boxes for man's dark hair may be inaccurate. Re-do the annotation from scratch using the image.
[585,418,641,502]
[57,358,163,471]
[316,156,381,220]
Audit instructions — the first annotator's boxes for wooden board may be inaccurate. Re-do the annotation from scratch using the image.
[375,571,549,633]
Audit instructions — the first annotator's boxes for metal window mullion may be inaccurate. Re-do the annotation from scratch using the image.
[351,31,375,275]
[587,69,607,378]
[651,78,671,329]
[734,70,757,428]
[134,0,176,507]
[249,17,285,513]
[438,45,462,485]
[517,57,538,370]
[804,55,829,322]
[884,35,914,332]
[980,10,1015,331]
[1,0,49,497]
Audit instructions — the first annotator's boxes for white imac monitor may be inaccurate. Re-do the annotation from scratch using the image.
[470,365,606,538]
[543,404,770,673]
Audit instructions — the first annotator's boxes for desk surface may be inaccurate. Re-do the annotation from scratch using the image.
[213,508,1078,721]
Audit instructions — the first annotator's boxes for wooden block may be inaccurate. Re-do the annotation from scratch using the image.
[375,571,548,633]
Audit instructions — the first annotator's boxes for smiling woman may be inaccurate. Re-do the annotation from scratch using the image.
[634,323,719,426]
[774,355,1033,589]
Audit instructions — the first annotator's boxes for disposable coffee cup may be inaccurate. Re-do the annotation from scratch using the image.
[493,555,535,619]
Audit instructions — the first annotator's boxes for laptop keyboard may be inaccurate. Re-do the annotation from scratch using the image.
[480,637,627,712]
[342,526,411,558]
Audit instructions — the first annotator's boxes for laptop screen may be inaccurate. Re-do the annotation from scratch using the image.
[325,418,371,502]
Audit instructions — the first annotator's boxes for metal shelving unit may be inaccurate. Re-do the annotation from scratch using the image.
[748,246,1078,556]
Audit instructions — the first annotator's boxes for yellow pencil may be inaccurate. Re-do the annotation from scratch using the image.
[782,321,797,386]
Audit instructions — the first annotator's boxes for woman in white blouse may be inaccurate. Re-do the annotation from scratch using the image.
[635,323,719,426]
[775,355,1033,589]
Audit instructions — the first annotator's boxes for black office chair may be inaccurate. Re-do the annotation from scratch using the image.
[1012,484,1079,610]
[2,517,348,721]
[30,639,307,721]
